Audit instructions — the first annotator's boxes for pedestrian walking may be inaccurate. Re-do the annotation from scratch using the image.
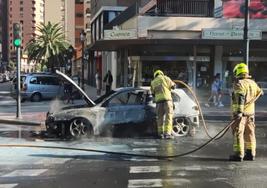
[229,63,263,161]
[150,70,176,139]
[215,73,224,107]
[63,81,74,104]
[103,70,113,94]
[95,70,101,97]
[206,75,219,107]
[205,73,224,107]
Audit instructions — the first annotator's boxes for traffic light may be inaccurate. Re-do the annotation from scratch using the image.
[13,23,22,47]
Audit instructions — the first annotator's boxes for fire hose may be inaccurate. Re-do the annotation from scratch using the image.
[174,80,262,140]
[0,81,262,160]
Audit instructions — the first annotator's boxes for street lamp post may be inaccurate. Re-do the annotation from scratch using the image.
[243,0,250,66]
[80,30,86,90]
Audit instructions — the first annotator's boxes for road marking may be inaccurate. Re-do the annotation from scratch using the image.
[130,166,160,173]
[129,157,158,162]
[128,179,162,188]
[2,169,47,177]
[133,142,159,146]
[0,184,18,188]
[128,179,191,188]
[128,178,191,188]
[132,148,157,152]
[33,158,70,165]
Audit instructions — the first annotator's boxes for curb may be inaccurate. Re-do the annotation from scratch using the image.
[0,118,42,126]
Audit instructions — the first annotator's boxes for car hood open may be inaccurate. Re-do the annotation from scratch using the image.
[56,70,96,107]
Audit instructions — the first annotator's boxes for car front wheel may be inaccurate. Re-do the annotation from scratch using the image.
[31,93,42,102]
[69,118,93,139]
[172,117,190,137]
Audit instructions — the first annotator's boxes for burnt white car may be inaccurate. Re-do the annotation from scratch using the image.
[45,71,199,139]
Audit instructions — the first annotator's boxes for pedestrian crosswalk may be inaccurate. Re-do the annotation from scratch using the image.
[0,184,18,188]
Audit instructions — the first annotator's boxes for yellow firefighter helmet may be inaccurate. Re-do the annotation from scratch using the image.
[233,63,249,77]
[154,70,164,78]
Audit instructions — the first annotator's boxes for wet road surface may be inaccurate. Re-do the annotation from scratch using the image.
[0,121,266,188]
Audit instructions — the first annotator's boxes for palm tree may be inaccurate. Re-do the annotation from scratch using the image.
[25,22,70,71]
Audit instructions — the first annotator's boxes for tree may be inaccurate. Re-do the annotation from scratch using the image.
[25,22,71,71]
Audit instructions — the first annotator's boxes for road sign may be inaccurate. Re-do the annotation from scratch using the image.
[202,29,262,40]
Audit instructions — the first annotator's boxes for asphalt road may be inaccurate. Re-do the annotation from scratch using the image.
[0,121,267,188]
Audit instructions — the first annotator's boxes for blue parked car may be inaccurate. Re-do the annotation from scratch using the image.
[11,73,64,102]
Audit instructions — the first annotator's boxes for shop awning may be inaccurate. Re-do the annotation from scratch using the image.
[88,38,267,52]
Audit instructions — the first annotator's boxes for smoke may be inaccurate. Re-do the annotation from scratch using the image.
[49,98,64,113]
[195,121,225,139]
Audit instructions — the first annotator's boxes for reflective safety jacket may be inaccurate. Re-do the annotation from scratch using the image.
[231,78,262,116]
[150,75,175,103]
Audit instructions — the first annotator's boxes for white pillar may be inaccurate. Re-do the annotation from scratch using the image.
[214,46,223,79]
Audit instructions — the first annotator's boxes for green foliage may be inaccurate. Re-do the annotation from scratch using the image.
[25,22,71,71]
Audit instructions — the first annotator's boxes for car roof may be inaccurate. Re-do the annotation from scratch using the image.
[26,73,58,77]
[113,87,149,92]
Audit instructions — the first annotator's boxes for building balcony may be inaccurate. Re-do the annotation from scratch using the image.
[155,0,214,17]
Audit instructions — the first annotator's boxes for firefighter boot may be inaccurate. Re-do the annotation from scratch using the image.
[229,155,243,162]
[243,150,255,161]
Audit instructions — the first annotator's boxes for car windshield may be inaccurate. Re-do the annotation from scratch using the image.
[94,90,116,104]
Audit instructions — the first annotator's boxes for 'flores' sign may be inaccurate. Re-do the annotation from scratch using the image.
[202,29,262,40]
[104,29,137,40]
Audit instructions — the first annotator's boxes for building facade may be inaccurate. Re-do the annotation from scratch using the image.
[45,0,75,46]
[0,0,2,66]
[6,0,45,72]
[89,0,267,93]
[1,0,8,71]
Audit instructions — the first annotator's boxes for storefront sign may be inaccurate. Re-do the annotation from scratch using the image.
[104,29,137,40]
[202,29,262,40]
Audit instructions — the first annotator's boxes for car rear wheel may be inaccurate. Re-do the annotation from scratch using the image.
[69,118,93,139]
[31,93,42,102]
[172,117,190,137]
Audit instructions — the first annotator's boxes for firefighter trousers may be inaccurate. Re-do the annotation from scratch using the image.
[156,100,173,135]
[231,116,256,157]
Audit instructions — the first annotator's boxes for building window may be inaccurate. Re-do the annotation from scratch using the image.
[20,1,23,5]
[108,12,116,22]
[20,7,23,11]
[10,7,12,11]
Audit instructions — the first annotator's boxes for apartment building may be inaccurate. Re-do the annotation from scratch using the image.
[89,0,267,91]
[45,0,75,47]
[6,0,45,72]
[0,0,2,64]
[1,0,8,70]
[8,0,44,53]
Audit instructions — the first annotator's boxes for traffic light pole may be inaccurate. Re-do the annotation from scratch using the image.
[16,46,21,119]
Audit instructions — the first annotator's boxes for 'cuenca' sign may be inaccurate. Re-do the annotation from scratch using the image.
[104,29,137,40]
[202,29,262,40]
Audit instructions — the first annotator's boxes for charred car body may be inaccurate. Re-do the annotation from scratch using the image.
[45,71,200,139]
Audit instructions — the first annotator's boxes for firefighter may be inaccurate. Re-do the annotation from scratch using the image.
[229,63,263,161]
[150,70,176,139]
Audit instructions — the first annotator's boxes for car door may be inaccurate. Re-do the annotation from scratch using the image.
[104,90,146,125]
[46,76,63,98]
